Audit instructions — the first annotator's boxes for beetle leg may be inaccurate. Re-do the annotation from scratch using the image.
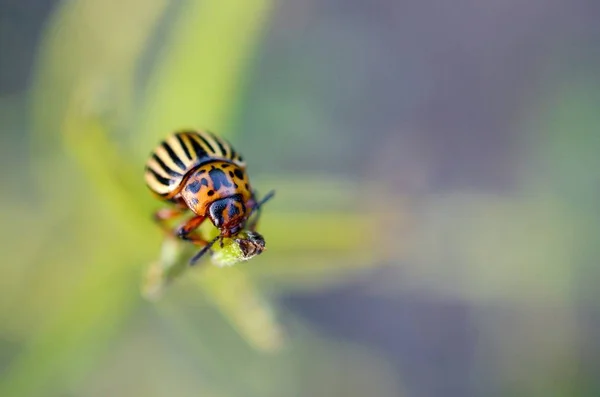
[189,235,220,266]
[153,207,187,235]
[175,215,209,245]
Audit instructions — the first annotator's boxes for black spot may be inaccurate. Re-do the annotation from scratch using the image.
[221,164,230,168]
[229,171,234,178]
[198,169,206,174]
[211,165,216,170]
[238,155,244,162]
[245,183,249,189]
[200,178,209,187]
[207,190,215,196]
[186,180,201,193]
[209,168,232,191]
[234,169,244,179]
[234,183,238,189]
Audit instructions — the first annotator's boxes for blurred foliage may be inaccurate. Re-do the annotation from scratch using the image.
[2,1,600,396]
[0,1,397,396]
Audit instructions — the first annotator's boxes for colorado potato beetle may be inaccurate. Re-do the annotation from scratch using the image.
[144,130,274,265]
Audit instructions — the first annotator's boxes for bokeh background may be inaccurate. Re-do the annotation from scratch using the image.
[1,1,600,396]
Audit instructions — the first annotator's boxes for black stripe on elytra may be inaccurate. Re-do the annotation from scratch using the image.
[214,137,228,156]
[231,148,243,163]
[176,134,193,160]
[161,142,185,171]
[152,154,182,177]
[208,168,232,191]
[223,138,237,159]
[188,135,209,160]
[186,180,201,193]
[197,133,217,154]
[146,167,171,187]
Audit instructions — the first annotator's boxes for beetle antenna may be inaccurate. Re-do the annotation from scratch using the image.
[189,236,220,266]
[249,190,276,217]
[257,190,276,208]
[245,190,275,231]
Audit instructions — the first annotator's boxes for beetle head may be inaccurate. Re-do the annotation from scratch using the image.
[207,194,247,237]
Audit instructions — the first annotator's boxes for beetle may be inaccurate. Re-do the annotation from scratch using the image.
[144,129,274,265]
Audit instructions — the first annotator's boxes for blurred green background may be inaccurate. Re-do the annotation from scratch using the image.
[1,1,600,396]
